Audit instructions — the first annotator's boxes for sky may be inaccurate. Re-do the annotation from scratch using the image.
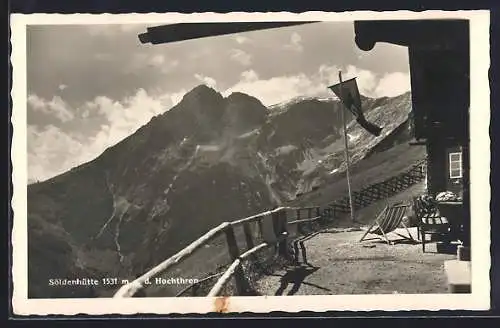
[26,21,411,183]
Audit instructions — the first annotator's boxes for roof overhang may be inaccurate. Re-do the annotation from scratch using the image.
[138,21,319,45]
[354,19,469,51]
[354,19,470,142]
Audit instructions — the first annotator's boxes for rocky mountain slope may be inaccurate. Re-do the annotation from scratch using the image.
[27,85,413,298]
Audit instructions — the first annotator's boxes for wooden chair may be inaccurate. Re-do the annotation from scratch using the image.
[359,202,416,245]
[412,196,451,252]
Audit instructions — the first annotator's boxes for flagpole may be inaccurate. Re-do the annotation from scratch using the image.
[338,71,356,222]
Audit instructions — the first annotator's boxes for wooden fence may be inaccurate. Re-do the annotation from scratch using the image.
[113,159,426,297]
[113,206,321,298]
[323,159,427,218]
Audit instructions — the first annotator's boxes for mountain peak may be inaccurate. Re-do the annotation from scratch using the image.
[226,92,266,108]
[183,84,221,101]
[222,92,268,132]
[192,83,216,92]
[226,91,255,99]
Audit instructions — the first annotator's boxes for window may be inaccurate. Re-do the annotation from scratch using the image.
[449,152,463,179]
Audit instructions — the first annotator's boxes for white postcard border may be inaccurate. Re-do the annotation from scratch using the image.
[10,10,491,315]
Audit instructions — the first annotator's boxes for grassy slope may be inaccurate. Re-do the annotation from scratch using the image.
[132,143,428,297]
[289,142,427,208]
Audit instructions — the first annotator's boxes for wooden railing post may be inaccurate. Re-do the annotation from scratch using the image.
[224,225,246,295]
[243,222,255,251]
[272,209,288,257]
[296,209,302,235]
[191,284,199,296]
[316,207,322,224]
[257,217,264,240]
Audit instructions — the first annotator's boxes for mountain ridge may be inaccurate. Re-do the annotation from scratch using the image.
[27,85,413,298]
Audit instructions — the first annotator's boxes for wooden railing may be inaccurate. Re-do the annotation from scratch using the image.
[113,206,321,298]
[113,159,426,298]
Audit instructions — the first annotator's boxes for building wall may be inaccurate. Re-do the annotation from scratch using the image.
[426,139,447,196]
[445,145,464,195]
[426,140,464,196]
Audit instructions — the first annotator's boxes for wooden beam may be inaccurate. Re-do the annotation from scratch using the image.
[257,217,264,240]
[288,216,322,225]
[242,222,255,251]
[409,141,427,146]
[240,242,269,260]
[231,213,267,226]
[231,206,292,226]
[207,259,242,297]
[208,242,270,297]
[272,210,289,257]
[224,225,246,295]
[175,272,223,297]
[113,222,230,298]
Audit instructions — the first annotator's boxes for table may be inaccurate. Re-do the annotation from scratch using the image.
[436,201,464,242]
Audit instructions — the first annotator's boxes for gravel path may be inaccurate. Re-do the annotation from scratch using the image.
[255,227,456,295]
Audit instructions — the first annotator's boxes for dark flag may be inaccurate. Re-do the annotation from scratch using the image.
[328,78,383,136]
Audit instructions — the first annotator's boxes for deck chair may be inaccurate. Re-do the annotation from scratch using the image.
[359,203,416,245]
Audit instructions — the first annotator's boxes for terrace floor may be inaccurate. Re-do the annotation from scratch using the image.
[255,227,458,295]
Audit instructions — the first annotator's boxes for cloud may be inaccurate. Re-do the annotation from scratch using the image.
[84,88,170,147]
[240,70,259,82]
[85,24,147,37]
[94,53,114,61]
[28,94,75,123]
[125,53,179,74]
[374,72,411,97]
[223,70,323,106]
[224,65,410,106]
[150,54,165,66]
[27,65,410,182]
[318,64,378,96]
[27,125,86,181]
[148,54,180,71]
[118,24,147,33]
[85,88,186,152]
[28,87,187,182]
[317,64,410,98]
[26,23,412,182]
[229,49,252,66]
[81,109,90,119]
[234,35,251,44]
[284,32,303,52]
[194,74,217,88]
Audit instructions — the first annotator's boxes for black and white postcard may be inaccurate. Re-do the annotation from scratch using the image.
[10,10,491,315]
